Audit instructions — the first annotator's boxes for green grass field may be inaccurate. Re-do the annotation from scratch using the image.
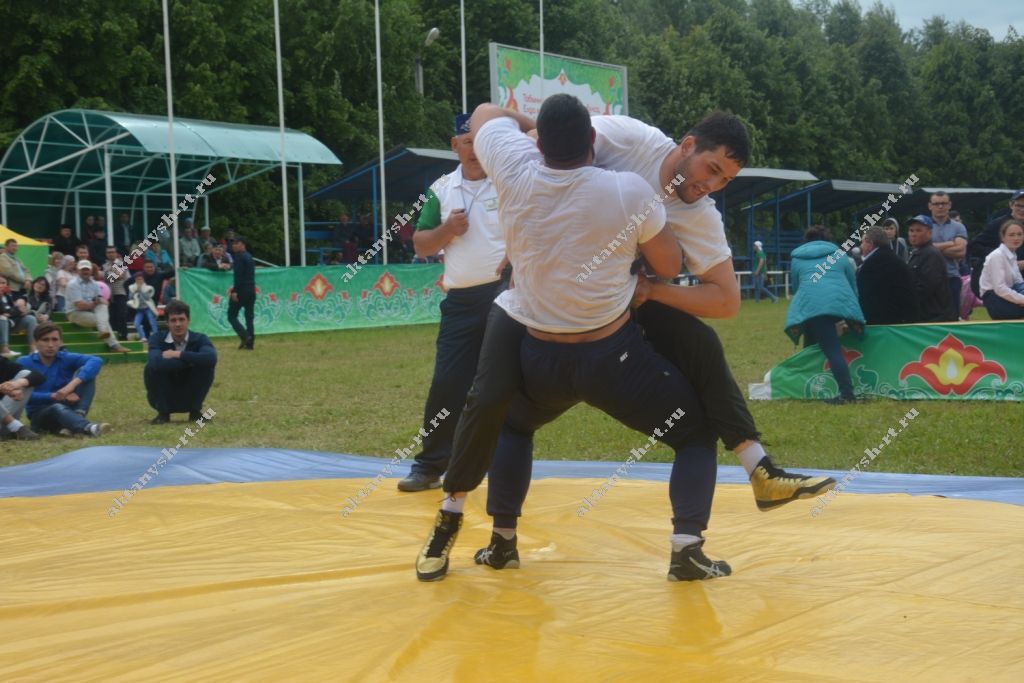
[3,300,1020,478]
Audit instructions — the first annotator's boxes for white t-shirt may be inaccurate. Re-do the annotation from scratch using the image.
[591,115,732,276]
[421,166,505,289]
[474,117,666,333]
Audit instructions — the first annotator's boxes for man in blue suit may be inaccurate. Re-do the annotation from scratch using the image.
[144,300,217,424]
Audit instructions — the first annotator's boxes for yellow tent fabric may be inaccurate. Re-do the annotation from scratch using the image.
[0,224,48,246]
[1,479,1022,681]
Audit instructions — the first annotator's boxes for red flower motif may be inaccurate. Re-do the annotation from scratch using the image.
[304,273,334,301]
[268,293,277,303]
[341,291,349,301]
[290,292,298,302]
[406,288,415,298]
[899,333,1007,395]
[373,271,399,298]
[212,295,221,304]
[361,290,368,300]
[824,347,862,371]
[503,57,511,70]
[608,76,615,87]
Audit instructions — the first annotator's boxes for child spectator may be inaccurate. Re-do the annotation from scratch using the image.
[128,272,159,342]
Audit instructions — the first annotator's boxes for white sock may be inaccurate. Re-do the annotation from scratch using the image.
[493,528,516,540]
[670,534,703,552]
[6,419,23,433]
[440,495,465,514]
[736,441,768,476]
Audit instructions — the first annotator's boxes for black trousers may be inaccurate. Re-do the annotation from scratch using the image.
[412,279,505,476]
[442,302,762,493]
[634,301,760,449]
[227,290,255,341]
[487,321,717,536]
[144,364,215,415]
[110,294,128,339]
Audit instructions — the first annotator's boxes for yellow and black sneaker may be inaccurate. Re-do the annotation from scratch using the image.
[667,540,731,581]
[750,456,836,511]
[416,509,463,581]
[474,532,520,570]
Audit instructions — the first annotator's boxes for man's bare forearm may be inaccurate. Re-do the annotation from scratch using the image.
[413,225,455,258]
[469,103,536,135]
[648,280,740,318]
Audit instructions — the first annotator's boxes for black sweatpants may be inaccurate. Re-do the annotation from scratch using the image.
[411,279,505,476]
[634,301,760,449]
[442,301,762,493]
[486,320,717,536]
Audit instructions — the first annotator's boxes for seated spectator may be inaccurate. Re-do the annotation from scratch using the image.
[0,354,43,440]
[0,275,38,356]
[26,277,53,324]
[907,215,953,322]
[200,244,233,272]
[88,227,109,265]
[161,275,177,304]
[784,225,865,404]
[969,191,1024,298]
[180,226,201,267]
[103,246,130,340]
[881,218,909,262]
[18,322,110,437]
[0,239,32,295]
[979,219,1024,320]
[146,241,175,274]
[198,226,216,253]
[114,212,134,250]
[52,255,76,312]
[66,260,129,353]
[81,215,96,241]
[122,240,144,274]
[73,244,91,267]
[141,260,165,294]
[52,225,81,256]
[128,272,159,342]
[221,228,237,254]
[342,234,359,263]
[144,300,217,424]
[857,226,919,324]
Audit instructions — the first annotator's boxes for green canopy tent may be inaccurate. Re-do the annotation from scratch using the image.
[0,109,342,265]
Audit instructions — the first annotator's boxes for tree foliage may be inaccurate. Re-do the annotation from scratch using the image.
[1,0,1021,258]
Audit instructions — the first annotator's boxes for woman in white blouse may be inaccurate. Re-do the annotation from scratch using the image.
[979,219,1024,320]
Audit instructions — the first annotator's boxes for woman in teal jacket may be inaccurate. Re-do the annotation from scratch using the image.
[785,225,866,403]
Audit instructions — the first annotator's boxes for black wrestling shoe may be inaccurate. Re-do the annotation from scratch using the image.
[416,509,463,581]
[667,540,731,582]
[150,413,170,425]
[474,532,520,570]
[397,472,442,492]
[750,456,836,511]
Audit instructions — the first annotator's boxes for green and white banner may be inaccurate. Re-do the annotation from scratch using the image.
[489,42,628,117]
[750,321,1024,401]
[178,265,445,337]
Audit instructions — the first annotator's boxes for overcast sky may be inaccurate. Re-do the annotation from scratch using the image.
[885,0,1021,39]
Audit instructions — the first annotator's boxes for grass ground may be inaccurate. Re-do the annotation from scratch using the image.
[3,299,1020,477]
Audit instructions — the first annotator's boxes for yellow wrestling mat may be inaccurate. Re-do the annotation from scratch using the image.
[1,478,1022,681]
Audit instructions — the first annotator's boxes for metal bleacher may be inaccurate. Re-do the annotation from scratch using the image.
[6,311,148,364]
